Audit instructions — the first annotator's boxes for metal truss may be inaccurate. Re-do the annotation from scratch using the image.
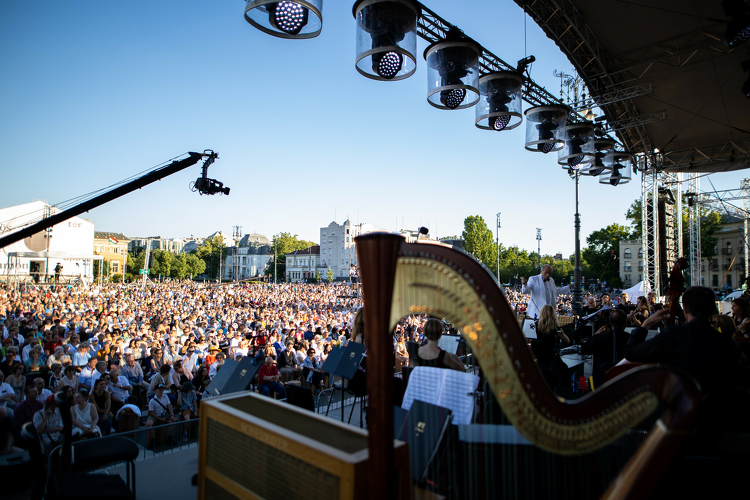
[686,178,750,287]
[642,169,658,296]
[512,0,653,155]
[601,110,667,133]
[660,139,750,173]
[569,83,653,111]
[687,173,701,286]
[416,4,562,108]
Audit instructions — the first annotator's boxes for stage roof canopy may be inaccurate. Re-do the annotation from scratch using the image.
[517,0,750,173]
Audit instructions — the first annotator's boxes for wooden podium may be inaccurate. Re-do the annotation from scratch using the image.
[198,392,410,500]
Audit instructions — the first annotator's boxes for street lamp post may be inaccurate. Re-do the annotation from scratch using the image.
[496,212,501,285]
[536,228,542,270]
[573,170,583,315]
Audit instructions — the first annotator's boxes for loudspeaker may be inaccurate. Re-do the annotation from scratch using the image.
[285,383,315,411]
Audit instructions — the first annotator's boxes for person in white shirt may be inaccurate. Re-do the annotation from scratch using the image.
[78,358,98,391]
[0,372,16,419]
[208,353,226,379]
[521,264,570,320]
[33,395,63,449]
[146,384,176,448]
[107,367,132,413]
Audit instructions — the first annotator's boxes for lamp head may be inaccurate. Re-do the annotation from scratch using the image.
[268,1,309,35]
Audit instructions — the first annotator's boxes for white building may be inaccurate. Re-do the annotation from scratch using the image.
[319,220,375,280]
[224,233,272,279]
[286,246,320,282]
[619,239,643,287]
[0,201,95,282]
[128,237,185,254]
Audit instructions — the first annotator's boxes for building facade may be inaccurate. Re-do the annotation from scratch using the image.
[0,201,96,282]
[700,215,747,290]
[94,232,131,277]
[319,220,374,280]
[285,246,320,282]
[619,239,643,287]
[224,233,272,279]
[128,237,185,254]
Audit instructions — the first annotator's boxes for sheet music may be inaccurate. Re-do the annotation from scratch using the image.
[402,367,480,426]
[521,318,538,339]
[437,335,460,354]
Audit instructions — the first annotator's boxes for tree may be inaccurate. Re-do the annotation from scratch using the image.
[93,260,109,279]
[315,270,322,283]
[193,235,227,279]
[582,223,632,285]
[625,199,642,239]
[462,216,496,272]
[326,267,334,283]
[264,232,317,282]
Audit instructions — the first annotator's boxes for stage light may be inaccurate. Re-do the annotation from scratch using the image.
[722,0,750,48]
[424,31,481,110]
[558,122,595,168]
[244,0,323,39]
[580,138,615,177]
[354,0,419,81]
[524,105,568,154]
[599,152,632,186]
[475,71,523,131]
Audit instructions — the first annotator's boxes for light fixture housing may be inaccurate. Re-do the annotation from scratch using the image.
[524,105,569,153]
[244,0,323,39]
[599,152,632,186]
[558,122,596,169]
[723,0,750,48]
[353,0,419,81]
[424,35,481,110]
[580,137,615,176]
[475,72,524,131]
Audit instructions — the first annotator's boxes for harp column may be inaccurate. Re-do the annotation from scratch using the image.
[355,232,403,500]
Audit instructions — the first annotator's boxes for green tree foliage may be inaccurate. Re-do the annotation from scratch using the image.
[462,216,496,271]
[625,199,642,239]
[264,232,317,282]
[93,260,109,279]
[582,223,632,284]
[326,267,333,282]
[127,246,205,280]
[193,235,227,279]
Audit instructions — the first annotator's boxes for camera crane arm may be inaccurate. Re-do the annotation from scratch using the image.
[0,150,218,250]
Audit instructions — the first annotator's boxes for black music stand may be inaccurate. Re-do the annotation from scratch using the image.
[400,400,453,482]
[220,356,263,395]
[323,342,365,421]
[205,359,238,397]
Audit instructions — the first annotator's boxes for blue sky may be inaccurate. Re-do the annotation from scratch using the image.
[1,1,747,256]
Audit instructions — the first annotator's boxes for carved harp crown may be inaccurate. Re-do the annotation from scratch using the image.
[356,233,701,500]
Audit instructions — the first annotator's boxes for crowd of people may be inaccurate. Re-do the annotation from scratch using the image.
[2,269,749,456]
[0,280,365,454]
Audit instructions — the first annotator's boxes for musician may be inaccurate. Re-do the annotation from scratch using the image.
[581,309,630,386]
[349,264,358,284]
[415,318,464,372]
[521,265,570,320]
[624,286,742,396]
[730,298,750,336]
[529,305,570,388]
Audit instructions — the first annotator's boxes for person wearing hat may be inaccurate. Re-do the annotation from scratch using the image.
[146,383,176,449]
[33,394,63,451]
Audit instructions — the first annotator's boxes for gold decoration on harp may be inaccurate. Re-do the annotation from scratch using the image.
[389,257,659,455]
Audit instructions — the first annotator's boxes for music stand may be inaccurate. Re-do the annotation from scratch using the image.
[323,342,366,422]
[220,356,263,395]
[399,400,453,482]
[206,359,239,397]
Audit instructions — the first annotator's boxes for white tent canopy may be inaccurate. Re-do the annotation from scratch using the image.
[622,281,644,302]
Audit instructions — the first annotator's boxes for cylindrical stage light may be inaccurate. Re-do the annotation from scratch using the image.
[475,72,524,131]
[599,152,632,186]
[524,105,568,154]
[580,138,615,176]
[424,34,481,110]
[558,122,596,169]
[354,0,419,81]
[244,0,323,39]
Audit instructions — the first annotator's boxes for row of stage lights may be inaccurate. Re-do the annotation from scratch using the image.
[242,0,682,186]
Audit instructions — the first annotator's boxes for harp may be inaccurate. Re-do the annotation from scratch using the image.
[356,233,701,500]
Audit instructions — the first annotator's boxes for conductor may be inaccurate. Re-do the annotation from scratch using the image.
[521,264,570,320]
